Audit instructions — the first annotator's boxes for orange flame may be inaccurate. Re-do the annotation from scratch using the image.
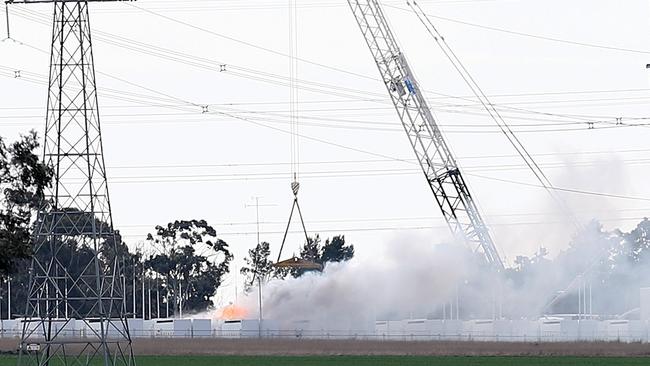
[216,304,248,320]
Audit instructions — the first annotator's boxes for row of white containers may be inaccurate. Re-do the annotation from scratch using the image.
[2,318,650,342]
[375,318,650,342]
[0,318,278,339]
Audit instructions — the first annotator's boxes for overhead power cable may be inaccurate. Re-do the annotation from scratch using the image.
[113,207,650,230]
[7,66,650,137]
[5,67,644,204]
[4,7,646,206]
[126,2,381,83]
[467,173,650,202]
[409,1,579,227]
[385,3,650,56]
[9,7,648,127]
[115,215,650,240]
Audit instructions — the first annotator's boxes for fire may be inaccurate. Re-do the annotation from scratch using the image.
[216,304,248,320]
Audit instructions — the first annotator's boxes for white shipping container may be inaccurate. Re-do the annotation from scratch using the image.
[510,320,538,342]
[468,319,495,341]
[627,320,646,342]
[1,320,18,337]
[402,319,427,340]
[127,319,144,338]
[443,320,463,339]
[173,319,192,338]
[539,318,562,341]
[607,320,630,341]
[54,319,76,338]
[493,320,513,341]
[374,321,389,337]
[575,320,598,341]
[221,320,243,338]
[427,320,444,338]
[192,319,212,337]
[261,319,280,337]
[142,319,155,337]
[154,319,174,337]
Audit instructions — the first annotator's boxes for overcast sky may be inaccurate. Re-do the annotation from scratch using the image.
[1,0,649,305]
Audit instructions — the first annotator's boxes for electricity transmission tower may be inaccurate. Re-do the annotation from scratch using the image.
[347,0,504,269]
[7,1,136,365]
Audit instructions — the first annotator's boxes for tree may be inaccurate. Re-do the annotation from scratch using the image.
[0,131,53,279]
[291,234,355,277]
[301,235,321,262]
[321,235,355,264]
[620,218,650,265]
[240,241,279,292]
[145,220,233,314]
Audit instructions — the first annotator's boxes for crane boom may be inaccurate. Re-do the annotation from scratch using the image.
[347,0,504,270]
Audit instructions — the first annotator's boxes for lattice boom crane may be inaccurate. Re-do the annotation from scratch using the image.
[347,0,504,270]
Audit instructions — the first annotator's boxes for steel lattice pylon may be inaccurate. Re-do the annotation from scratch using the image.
[14,1,135,365]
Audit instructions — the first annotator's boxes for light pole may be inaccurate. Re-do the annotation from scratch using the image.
[156,278,160,319]
[258,276,263,338]
[132,259,136,319]
[6,278,10,320]
[245,196,277,338]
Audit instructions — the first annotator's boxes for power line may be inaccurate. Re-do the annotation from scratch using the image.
[2,88,649,110]
[125,2,382,83]
[114,207,650,229]
[89,0,508,14]
[385,3,650,56]
[114,216,650,239]
[467,173,650,202]
[4,7,648,205]
[7,9,649,125]
[3,64,649,202]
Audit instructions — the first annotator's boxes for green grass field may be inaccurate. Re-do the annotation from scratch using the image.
[2,355,650,366]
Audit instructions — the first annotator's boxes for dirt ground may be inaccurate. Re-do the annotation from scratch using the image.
[2,337,650,357]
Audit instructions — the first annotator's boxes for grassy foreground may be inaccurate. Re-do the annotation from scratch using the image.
[2,355,650,366]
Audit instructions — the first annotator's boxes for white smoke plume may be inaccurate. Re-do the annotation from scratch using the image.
[236,233,473,332]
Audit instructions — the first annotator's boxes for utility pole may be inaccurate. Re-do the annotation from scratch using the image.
[258,276,263,338]
[8,1,137,365]
[156,278,160,319]
[142,267,145,320]
[179,282,183,318]
[245,196,276,338]
[132,260,136,319]
[245,197,277,247]
[6,278,10,320]
[148,279,152,320]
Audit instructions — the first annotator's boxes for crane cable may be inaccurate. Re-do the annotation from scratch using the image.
[276,0,311,265]
[407,0,580,229]
[290,0,299,185]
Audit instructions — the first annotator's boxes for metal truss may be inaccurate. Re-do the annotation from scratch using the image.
[347,0,504,270]
[15,1,135,365]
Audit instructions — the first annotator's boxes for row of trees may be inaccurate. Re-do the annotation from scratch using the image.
[0,131,356,318]
[0,229,355,319]
[506,219,650,316]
